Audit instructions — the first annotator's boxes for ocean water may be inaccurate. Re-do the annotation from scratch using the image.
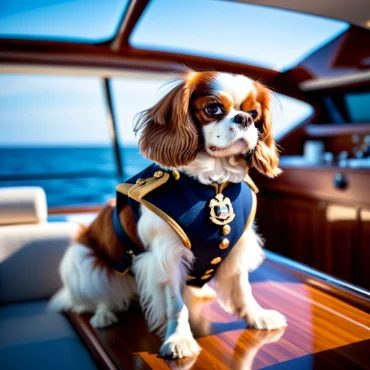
[0,146,151,207]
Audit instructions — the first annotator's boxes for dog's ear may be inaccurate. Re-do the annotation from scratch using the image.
[134,79,199,168]
[251,82,282,178]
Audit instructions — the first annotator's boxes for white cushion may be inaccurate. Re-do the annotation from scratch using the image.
[0,222,79,304]
[0,187,47,226]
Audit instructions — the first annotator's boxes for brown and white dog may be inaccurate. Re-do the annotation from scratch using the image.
[49,71,286,359]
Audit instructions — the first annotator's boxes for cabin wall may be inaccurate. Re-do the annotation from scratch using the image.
[254,166,370,289]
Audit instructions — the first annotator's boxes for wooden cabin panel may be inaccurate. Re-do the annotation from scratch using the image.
[255,166,370,289]
[260,167,370,207]
[324,209,359,283]
[360,209,370,289]
[257,194,324,268]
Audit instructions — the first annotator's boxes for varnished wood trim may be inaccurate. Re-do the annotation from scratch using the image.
[266,250,370,313]
[293,26,370,90]
[305,124,370,137]
[111,0,150,51]
[258,167,370,209]
[277,165,368,174]
[48,204,105,215]
[271,281,370,330]
[0,64,178,79]
[66,258,370,370]
[65,312,119,370]
[300,70,370,91]
[0,40,279,88]
[0,40,185,74]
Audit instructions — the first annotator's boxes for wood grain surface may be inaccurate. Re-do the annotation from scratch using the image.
[253,164,370,290]
[67,256,370,370]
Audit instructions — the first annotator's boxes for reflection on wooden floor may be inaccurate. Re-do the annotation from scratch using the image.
[67,255,370,370]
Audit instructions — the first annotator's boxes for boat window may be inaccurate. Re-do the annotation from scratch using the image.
[345,91,370,123]
[0,0,129,43]
[110,75,176,179]
[131,0,348,71]
[271,94,314,140]
[0,74,117,207]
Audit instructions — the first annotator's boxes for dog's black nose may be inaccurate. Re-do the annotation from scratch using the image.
[233,113,252,128]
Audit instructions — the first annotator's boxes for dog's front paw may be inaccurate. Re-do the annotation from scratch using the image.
[160,332,201,359]
[247,309,287,330]
[90,310,118,328]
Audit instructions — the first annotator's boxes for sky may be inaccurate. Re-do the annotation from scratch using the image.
[0,0,347,146]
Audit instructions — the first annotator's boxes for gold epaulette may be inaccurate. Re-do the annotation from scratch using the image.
[243,174,259,194]
[115,171,191,249]
[116,170,170,200]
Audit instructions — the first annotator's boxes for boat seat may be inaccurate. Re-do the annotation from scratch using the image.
[0,187,97,370]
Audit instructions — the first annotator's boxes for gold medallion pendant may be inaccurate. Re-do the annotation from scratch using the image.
[209,192,235,225]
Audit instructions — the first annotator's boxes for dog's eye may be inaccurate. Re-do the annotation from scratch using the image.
[250,110,258,120]
[205,105,222,116]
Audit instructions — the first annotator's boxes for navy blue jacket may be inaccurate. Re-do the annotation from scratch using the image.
[113,164,256,287]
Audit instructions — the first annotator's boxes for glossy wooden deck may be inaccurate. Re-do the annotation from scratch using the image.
[67,256,370,370]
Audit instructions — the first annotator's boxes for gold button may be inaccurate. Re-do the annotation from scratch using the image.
[222,225,231,235]
[205,269,214,274]
[211,257,222,265]
[127,250,136,258]
[219,238,230,249]
[136,178,146,185]
[154,170,164,178]
[201,274,212,280]
[187,276,197,280]
[172,170,180,180]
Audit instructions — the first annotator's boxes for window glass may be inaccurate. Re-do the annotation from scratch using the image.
[110,75,175,179]
[0,0,129,42]
[0,74,117,207]
[345,92,370,123]
[271,93,313,140]
[131,0,348,71]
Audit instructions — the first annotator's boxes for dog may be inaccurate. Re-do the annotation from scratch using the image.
[49,71,287,359]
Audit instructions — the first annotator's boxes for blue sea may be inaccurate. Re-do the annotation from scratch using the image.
[0,147,151,208]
